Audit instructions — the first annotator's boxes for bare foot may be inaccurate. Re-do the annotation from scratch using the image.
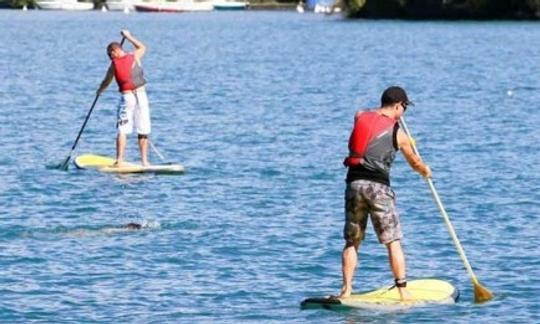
[338,286,352,299]
[398,287,414,302]
[113,160,127,167]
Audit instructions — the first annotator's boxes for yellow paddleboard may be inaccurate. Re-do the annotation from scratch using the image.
[301,279,458,310]
[74,154,184,174]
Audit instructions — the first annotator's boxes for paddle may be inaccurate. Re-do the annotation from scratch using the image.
[399,116,493,303]
[148,139,175,165]
[58,37,126,171]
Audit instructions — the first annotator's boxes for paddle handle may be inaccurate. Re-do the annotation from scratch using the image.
[399,117,480,285]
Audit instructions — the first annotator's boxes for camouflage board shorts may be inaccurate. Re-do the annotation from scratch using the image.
[344,180,403,245]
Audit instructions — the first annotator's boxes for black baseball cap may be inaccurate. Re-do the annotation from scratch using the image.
[381,86,414,107]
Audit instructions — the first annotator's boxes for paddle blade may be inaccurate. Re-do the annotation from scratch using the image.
[58,156,71,171]
[473,281,493,303]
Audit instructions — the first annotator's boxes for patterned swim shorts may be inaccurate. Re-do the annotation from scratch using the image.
[344,180,402,245]
[117,87,151,136]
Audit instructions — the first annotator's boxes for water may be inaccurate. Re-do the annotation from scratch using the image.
[1,10,539,322]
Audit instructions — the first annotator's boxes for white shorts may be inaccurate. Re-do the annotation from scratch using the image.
[117,87,151,135]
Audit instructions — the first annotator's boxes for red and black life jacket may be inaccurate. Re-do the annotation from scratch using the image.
[344,111,399,181]
[112,53,146,92]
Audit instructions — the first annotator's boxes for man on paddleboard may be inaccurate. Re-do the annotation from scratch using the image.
[97,30,151,167]
[340,86,432,301]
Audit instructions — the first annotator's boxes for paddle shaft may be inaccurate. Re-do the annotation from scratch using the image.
[149,139,166,162]
[60,37,126,169]
[66,93,100,154]
[399,117,480,285]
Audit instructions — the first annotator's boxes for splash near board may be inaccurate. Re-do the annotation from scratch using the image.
[74,154,184,174]
[301,279,458,310]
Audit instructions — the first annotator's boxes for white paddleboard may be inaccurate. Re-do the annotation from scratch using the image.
[74,154,184,174]
[301,279,459,310]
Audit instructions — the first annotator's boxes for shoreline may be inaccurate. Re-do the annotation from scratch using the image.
[4,1,540,19]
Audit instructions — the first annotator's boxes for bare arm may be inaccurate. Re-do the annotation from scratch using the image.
[97,65,114,95]
[121,30,146,61]
[397,128,432,178]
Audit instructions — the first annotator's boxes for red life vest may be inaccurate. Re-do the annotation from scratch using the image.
[343,111,397,167]
[112,53,145,92]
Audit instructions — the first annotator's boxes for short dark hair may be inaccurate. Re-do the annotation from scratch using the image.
[107,42,122,56]
[381,86,414,107]
[126,223,142,230]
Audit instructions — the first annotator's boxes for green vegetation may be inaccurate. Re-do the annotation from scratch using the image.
[10,0,32,7]
[249,0,297,9]
[343,0,540,19]
[0,0,33,8]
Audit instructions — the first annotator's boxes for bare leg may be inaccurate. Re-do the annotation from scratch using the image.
[386,240,413,301]
[116,133,127,166]
[138,134,149,167]
[340,241,359,298]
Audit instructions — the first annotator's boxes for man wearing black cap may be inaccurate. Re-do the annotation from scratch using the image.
[340,86,432,301]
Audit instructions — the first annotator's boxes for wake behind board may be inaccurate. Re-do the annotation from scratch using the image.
[301,279,458,311]
[74,154,184,174]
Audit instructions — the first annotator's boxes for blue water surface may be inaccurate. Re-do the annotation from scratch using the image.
[0,10,539,323]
